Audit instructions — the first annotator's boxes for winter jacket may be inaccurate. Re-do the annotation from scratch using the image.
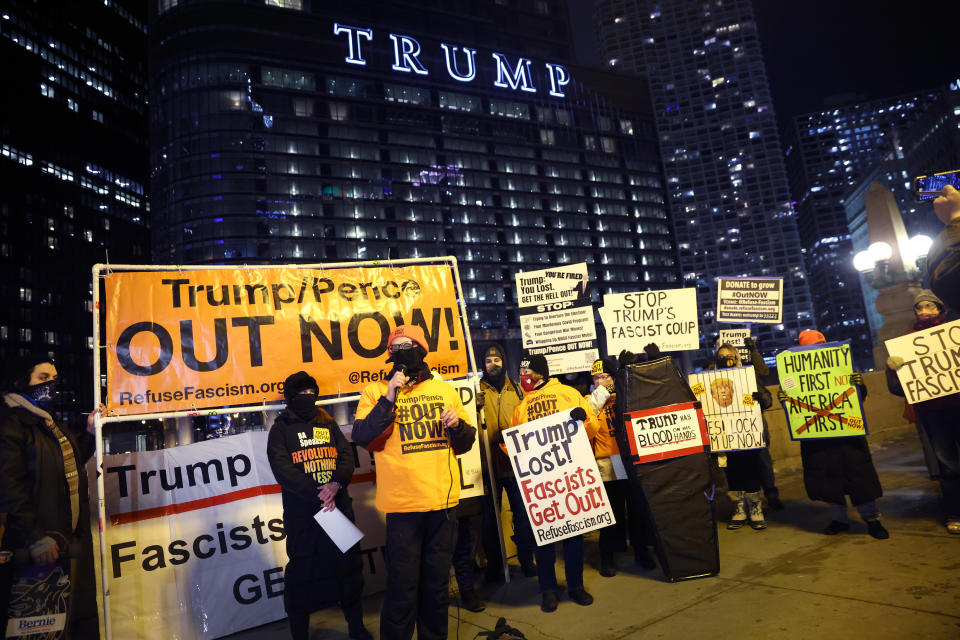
[479,376,523,479]
[510,378,600,442]
[0,394,93,549]
[799,383,882,505]
[266,408,362,613]
[928,218,960,313]
[592,394,620,459]
[352,373,476,513]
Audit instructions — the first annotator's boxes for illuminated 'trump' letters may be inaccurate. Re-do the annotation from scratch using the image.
[333,22,572,98]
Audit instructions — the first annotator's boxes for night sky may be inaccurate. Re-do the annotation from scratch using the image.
[569,0,957,135]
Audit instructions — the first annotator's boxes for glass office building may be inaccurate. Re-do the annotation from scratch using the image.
[0,0,150,416]
[150,0,678,345]
[593,0,814,363]
[786,90,942,368]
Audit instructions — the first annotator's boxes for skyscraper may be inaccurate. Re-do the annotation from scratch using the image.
[594,0,814,362]
[150,0,679,347]
[0,1,150,416]
[786,90,942,368]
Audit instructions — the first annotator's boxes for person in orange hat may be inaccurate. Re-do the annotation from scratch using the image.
[351,325,476,640]
[780,331,888,539]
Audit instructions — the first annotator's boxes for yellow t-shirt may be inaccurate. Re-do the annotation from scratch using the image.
[510,378,600,442]
[592,394,620,459]
[354,375,473,513]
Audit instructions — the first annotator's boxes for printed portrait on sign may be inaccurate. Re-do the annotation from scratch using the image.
[710,377,735,409]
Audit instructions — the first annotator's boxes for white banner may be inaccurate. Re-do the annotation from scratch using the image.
[623,402,709,464]
[600,288,699,353]
[451,378,484,499]
[717,328,752,363]
[502,410,613,545]
[716,277,783,324]
[885,319,960,404]
[515,263,599,375]
[688,366,765,451]
[91,430,389,640]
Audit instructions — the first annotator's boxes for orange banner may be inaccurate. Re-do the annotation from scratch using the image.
[104,264,469,416]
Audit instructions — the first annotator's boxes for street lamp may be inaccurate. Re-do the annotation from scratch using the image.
[853,235,931,286]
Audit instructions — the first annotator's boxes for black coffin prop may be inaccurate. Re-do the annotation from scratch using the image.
[615,357,719,582]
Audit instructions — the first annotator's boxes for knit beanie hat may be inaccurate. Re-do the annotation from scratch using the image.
[388,324,429,352]
[913,289,945,311]
[519,352,549,379]
[283,371,319,400]
[798,330,826,346]
[590,357,617,377]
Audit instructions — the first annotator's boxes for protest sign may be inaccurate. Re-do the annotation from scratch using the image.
[103,263,469,416]
[776,341,866,440]
[623,401,709,464]
[515,263,598,375]
[600,288,699,353]
[92,430,389,640]
[717,328,753,363]
[502,410,613,545]
[884,318,960,405]
[451,378,484,499]
[688,366,764,451]
[716,277,783,324]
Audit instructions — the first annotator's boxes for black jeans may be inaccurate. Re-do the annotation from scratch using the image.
[598,479,646,555]
[452,514,478,595]
[381,509,457,640]
[922,408,960,517]
[534,535,584,593]
[501,476,536,567]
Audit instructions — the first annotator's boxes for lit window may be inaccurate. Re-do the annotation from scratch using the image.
[40,83,54,98]
[67,97,78,112]
[265,0,302,8]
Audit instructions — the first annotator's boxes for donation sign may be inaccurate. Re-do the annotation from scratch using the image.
[623,401,709,464]
[718,328,753,363]
[884,318,960,404]
[688,366,765,451]
[716,277,783,324]
[103,264,468,416]
[451,377,484,499]
[600,288,699,353]
[92,431,391,640]
[502,411,613,545]
[515,263,598,375]
[776,341,866,440]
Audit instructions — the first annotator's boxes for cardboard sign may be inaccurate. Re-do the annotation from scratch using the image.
[502,410,614,545]
[451,378,484,499]
[776,341,867,440]
[623,401,709,464]
[104,264,469,416]
[716,277,783,324]
[515,263,599,375]
[600,288,699,353]
[688,366,765,451]
[717,328,752,363]
[884,319,960,404]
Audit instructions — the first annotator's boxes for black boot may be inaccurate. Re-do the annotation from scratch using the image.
[343,600,373,640]
[599,552,617,577]
[460,591,486,612]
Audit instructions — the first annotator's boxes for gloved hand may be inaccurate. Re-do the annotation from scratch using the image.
[752,391,763,402]
[886,356,904,371]
[744,337,756,351]
[618,350,639,367]
[777,389,789,403]
[643,343,661,359]
[850,372,864,386]
[476,390,485,409]
[588,385,611,414]
[570,407,587,422]
[29,536,58,565]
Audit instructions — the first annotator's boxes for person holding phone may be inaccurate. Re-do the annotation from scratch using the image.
[266,371,371,640]
[929,184,960,312]
[352,325,476,640]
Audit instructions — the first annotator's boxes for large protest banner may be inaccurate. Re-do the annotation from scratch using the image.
[91,430,393,640]
[687,366,764,451]
[884,318,960,405]
[103,264,468,416]
[515,263,598,375]
[716,277,783,324]
[623,401,709,464]
[600,289,699,353]
[776,341,866,440]
[717,328,753,363]
[502,411,613,545]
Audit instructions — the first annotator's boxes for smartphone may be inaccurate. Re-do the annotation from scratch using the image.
[913,169,960,201]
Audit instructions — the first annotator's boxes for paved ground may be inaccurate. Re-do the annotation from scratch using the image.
[228,432,960,639]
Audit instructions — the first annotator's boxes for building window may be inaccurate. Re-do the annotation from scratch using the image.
[263,66,315,91]
[40,83,54,99]
[47,236,59,250]
[619,119,634,135]
[384,83,430,106]
[439,91,479,112]
[489,99,529,120]
[265,0,302,8]
[19,287,32,302]
[328,102,349,121]
[92,109,103,123]
[325,75,365,97]
[601,137,616,153]
[67,97,78,112]
[20,328,32,342]
[539,129,556,145]
[292,98,313,117]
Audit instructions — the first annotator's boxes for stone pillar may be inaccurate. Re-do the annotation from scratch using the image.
[871,281,923,369]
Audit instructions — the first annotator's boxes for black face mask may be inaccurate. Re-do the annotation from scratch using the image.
[486,364,503,378]
[23,380,58,410]
[390,348,425,373]
[289,394,318,420]
[718,357,736,369]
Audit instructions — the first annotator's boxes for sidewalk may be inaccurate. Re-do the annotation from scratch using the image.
[228,430,960,639]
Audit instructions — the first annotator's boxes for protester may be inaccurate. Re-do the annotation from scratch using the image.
[886,290,960,534]
[586,357,654,576]
[510,352,600,613]
[715,343,773,531]
[475,344,535,581]
[928,184,960,312]
[779,330,889,539]
[352,325,476,640]
[0,356,101,639]
[742,337,785,511]
[266,371,371,640]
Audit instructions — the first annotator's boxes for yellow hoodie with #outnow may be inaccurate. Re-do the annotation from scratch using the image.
[353,374,475,514]
[592,395,620,459]
[510,378,600,442]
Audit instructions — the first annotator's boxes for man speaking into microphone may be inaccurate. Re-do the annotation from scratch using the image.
[352,325,476,640]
